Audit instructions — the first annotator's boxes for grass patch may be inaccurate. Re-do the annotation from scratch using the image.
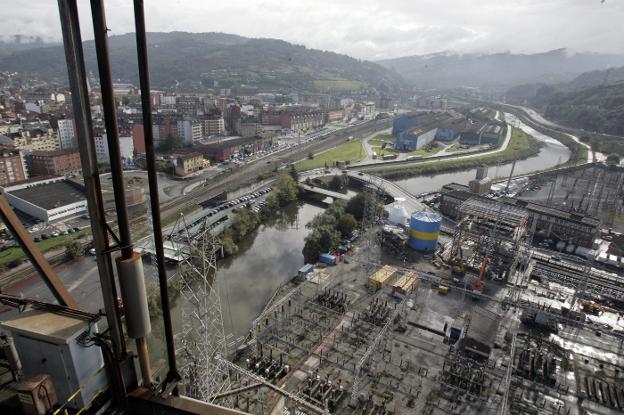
[163,185,175,196]
[446,144,468,153]
[0,229,91,271]
[364,128,541,179]
[376,143,443,158]
[160,204,201,229]
[295,140,366,171]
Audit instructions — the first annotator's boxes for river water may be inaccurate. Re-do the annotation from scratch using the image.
[153,114,572,362]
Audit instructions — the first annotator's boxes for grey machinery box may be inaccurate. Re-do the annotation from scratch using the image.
[1,309,108,410]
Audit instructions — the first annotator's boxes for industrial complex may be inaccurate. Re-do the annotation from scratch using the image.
[0,2,623,415]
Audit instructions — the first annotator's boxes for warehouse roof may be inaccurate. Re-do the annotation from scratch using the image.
[8,180,85,210]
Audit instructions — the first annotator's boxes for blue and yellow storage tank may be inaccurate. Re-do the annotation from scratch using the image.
[408,211,441,251]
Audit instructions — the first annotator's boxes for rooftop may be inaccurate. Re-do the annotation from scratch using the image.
[8,180,85,210]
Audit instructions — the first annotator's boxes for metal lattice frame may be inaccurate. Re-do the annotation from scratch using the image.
[350,294,409,405]
[174,215,232,402]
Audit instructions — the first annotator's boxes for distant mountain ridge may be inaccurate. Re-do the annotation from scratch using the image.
[0,31,406,93]
[378,49,624,89]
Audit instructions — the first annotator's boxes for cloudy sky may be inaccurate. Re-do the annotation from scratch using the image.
[2,0,623,60]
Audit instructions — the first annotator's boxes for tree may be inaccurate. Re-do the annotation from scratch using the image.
[308,152,314,160]
[288,164,299,182]
[302,226,341,263]
[274,172,299,205]
[606,154,620,166]
[221,229,239,256]
[337,213,357,238]
[65,241,82,260]
[345,192,369,221]
[328,174,348,192]
[158,133,184,152]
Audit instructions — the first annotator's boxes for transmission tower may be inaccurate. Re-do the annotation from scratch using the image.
[173,215,232,402]
[359,174,384,272]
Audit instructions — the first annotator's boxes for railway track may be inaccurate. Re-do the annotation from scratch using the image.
[532,261,624,301]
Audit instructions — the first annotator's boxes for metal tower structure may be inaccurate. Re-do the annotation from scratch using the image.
[173,215,232,402]
[359,174,385,273]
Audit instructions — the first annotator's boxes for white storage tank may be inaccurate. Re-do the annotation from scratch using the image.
[388,197,409,226]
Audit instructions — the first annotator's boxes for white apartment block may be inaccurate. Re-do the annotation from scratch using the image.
[57,119,75,150]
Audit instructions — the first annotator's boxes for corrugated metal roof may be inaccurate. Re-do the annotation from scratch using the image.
[411,211,441,223]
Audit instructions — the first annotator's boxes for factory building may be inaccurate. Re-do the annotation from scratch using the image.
[458,130,481,145]
[468,165,492,194]
[1,176,87,222]
[480,124,503,145]
[439,183,600,248]
[434,127,455,141]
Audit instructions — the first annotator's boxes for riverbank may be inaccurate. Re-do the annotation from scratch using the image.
[493,104,589,166]
[363,127,541,180]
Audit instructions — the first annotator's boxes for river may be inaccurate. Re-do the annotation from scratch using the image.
[152,113,573,364]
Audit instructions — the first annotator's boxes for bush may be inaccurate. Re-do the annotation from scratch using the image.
[65,241,82,260]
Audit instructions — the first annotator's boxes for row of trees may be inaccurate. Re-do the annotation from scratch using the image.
[301,192,374,263]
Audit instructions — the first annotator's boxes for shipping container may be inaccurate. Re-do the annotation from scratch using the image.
[368,265,398,290]
[392,272,418,298]
[319,253,336,265]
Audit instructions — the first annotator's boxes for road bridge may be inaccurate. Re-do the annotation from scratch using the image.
[299,168,428,213]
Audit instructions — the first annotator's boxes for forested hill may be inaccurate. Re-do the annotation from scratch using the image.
[0,32,406,93]
[543,81,624,136]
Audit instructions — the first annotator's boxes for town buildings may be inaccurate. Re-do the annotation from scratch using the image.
[0,147,28,185]
[29,149,82,176]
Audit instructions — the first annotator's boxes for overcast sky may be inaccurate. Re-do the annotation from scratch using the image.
[2,0,623,60]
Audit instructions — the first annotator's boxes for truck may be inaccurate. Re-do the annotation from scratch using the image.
[382,154,397,161]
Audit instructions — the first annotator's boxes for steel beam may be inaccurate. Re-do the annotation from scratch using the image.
[132,0,180,385]
[0,194,77,309]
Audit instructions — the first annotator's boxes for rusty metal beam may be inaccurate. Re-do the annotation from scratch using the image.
[0,193,78,309]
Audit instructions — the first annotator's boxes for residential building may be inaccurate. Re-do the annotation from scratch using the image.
[13,129,60,152]
[132,124,146,154]
[94,135,109,164]
[196,136,269,162]
[57,119,75,149]
[203,116,225,136]
[119,136,134,160]
[0,147,28,185]
[177,119,202,145]
[174,152,204,176]
[29,149,82,176]
[239,118,260,138]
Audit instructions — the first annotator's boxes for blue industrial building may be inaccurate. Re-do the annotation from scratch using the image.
[434,127,455,141]
[480,124,503,145]
[458,130,480,145]
[392,115,417,136]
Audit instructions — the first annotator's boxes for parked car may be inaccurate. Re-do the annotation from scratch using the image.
[51,231,60,237]
[73,227,80,232]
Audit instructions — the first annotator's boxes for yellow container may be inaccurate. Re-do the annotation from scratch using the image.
[438,285,449,295]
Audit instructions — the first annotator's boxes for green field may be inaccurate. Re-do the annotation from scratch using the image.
[364,128,541,179]
[295,140,366,170]
[369,134,443,158]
